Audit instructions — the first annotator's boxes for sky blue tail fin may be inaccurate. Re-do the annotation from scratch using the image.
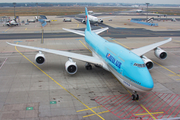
[85,7,91,32]
[38,19,47,27]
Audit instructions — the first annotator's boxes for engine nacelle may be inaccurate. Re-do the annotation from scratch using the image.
[154,47,167,59]
[82,19,86,23]
[141,55,153,70]
[100,19,103,23]
[65,58,78,75]
[35,51,45,65]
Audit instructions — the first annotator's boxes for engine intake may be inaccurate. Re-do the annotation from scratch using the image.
[65,58,78,75]
[100,19,103,23]
[141,56,153,70]
[82,19,86,23]
[35,51,45,65]
[154,47,167,59]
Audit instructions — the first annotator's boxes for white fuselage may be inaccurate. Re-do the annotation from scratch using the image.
[88,15,98,23]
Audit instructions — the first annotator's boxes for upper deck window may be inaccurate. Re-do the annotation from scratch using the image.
[134,63,146,68]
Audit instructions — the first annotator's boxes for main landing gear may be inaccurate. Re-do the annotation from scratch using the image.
[85,63,92,70]
[132,91,139,100]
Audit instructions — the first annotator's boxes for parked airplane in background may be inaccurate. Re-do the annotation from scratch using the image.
[77,14,104,24]
[76,10,113,24]
[7,7,171,100]
[6,19,18,26]
[136,9,143,13]
[88,10,94,15]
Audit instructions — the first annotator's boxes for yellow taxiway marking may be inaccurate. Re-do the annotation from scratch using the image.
[5,28,11,32]
[153,61,180,77]
[113,73,156,119]
[15,43,105,120]
[168,74,180,77]
[74,21,80,28]
[139,104,156,120]
[77,106,102,112]
[25,28,27,30]
[83,110,109,118]
[169,74,177,76]
[113,40,131,49]
[79,40,157,119]
[79,40,179,120]
[113,40,180,119]
[135,111,164,116]
[79,40,91,53]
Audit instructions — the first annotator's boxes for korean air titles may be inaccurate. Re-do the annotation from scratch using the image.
[106,53,122,69]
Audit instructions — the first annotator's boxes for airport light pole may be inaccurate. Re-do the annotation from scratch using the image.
[36,3,38,21]
[41,28,44,44]
[146,3,149,22]
[13,2,16,19]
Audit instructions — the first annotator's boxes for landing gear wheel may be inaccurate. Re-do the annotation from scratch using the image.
[85,63,92,70]
[132,94,136,100]
[136,94,139,100]
[132,91,139,100]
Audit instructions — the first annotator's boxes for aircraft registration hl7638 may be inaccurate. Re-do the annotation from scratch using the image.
[7,7,171,100]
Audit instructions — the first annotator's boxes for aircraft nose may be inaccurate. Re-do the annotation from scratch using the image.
[143,76,154,91]
[147,79,154,89]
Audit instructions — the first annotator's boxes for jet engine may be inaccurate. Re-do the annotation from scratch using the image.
[99,19,103,23]
[35,51,45,65]
[141,55,153,70]
[82,19,86,23]
[154,47,167,59]
[65,58,78,75]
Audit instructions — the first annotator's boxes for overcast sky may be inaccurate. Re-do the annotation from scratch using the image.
[0,0,180,4]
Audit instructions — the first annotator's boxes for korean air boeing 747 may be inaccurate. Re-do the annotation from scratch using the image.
[7,7,171,100]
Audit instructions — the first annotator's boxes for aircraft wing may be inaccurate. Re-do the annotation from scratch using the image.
[92,27,109,34]
[63,28,85,36]
[131,38,172,56]
[6,42,103,66]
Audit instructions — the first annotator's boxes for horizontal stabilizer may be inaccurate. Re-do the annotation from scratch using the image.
[92,27,109,34]
[63,28,85,36]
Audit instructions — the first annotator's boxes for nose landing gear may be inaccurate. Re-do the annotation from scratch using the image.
[132,91,139,100]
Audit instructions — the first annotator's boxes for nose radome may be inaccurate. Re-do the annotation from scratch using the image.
[143,77,154,90]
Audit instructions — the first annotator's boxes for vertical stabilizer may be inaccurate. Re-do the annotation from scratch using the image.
[85,7,91,32]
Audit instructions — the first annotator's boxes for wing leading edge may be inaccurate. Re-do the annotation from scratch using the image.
[6,42,103,66]
[92,27,109,34]
[131,38,172,56]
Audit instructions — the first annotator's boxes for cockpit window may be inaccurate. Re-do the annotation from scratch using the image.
[134,63,146,68]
